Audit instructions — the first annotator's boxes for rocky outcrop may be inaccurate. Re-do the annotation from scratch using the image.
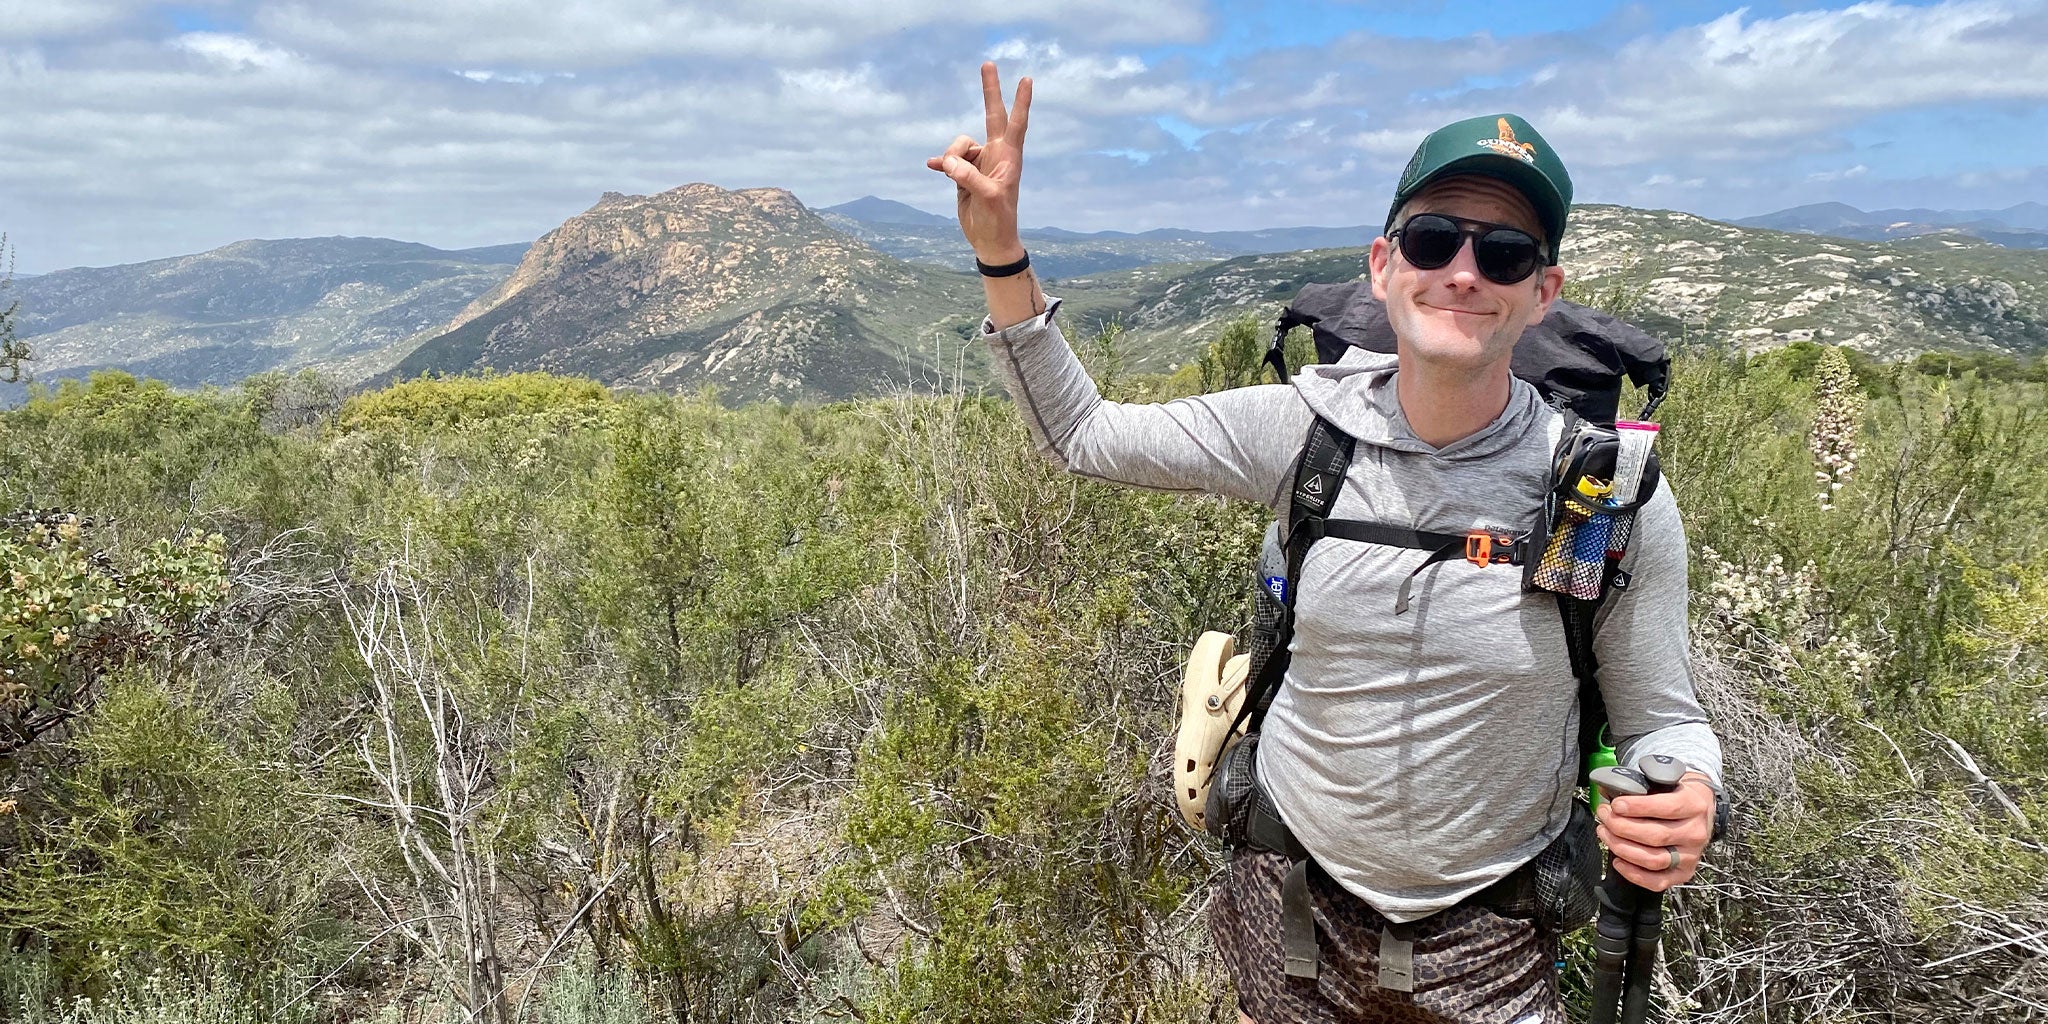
[397,184,982,402]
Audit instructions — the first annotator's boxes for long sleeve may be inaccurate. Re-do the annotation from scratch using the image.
[982,299,1310,509]
[1595,486,1725,789]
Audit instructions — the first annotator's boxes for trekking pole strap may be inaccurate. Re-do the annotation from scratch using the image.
[1264,329,1293,385]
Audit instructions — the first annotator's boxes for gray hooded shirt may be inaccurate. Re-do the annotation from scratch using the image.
[982,299,1722,923]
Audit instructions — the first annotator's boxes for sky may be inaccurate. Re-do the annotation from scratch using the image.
[2,0,2046,273]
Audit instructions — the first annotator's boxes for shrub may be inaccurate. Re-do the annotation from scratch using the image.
[336,372,611,433]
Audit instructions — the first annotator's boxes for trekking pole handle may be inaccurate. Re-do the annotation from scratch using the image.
[1588,753,1687,798]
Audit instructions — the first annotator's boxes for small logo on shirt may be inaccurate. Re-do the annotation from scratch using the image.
[1263,575,1288,602]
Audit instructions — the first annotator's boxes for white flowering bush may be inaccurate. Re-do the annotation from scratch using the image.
[1,962,313,1024]
[1699,543,1816,636]
[1697,540,1881,684]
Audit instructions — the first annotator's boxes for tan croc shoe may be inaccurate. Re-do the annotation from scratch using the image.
[1174,630,1251,831]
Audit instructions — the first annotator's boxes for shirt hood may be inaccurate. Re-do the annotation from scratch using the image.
[1290,346,1553,460]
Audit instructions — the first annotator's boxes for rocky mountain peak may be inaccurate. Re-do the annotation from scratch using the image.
[399,182,976,400]
[447,183,848,327]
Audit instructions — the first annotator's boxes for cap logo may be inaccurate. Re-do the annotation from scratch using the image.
[1476,117,1537,165]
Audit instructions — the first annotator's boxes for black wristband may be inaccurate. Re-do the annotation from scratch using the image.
[975,252,1031,278]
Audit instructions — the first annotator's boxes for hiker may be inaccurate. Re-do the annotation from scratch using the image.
[929,62,1723,1023]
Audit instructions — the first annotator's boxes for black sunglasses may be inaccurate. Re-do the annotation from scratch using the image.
[1388,213,1546,285]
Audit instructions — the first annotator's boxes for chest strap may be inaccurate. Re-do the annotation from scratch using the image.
[1300,519,1529,614]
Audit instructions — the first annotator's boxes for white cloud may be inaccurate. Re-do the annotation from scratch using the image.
[254,0,1205,68]
[173,32,299,71]
[458,70,574,85]
[4,0,2045,271]
[987,38,1062,63]
[1954,166,2037,187]
[1807,164,1870,183]
[1523,1,2048,166]
[258,1,837,67]
[777,65,910,118]
[0,0,134,40]
[980,40,1182,119]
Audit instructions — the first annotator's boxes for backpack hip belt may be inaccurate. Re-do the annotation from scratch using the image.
[1209,732,1590,988]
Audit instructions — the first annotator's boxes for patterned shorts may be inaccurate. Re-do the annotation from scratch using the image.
[1210,848,1567,1024]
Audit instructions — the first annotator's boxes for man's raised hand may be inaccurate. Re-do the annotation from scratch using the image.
[927,61,1031,265]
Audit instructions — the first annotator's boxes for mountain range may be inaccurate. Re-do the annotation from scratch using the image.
[819,196,1379,277]
[1735,201,2048,249]
[5,190,2044,405]
[5,238,525,399]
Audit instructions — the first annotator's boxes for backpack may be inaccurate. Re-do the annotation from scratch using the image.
[1270,280,1670,425]
[1173,285,1671,978]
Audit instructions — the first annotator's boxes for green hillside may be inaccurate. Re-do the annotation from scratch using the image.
[6,238,520,398]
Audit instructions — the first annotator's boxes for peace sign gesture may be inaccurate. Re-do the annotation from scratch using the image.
[927,62,1032,265]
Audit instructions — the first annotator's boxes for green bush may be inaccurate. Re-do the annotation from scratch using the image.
[1,668,342,984]
[336,371,611,433]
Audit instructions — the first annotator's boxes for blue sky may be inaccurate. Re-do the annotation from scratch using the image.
[1,0,2044,272]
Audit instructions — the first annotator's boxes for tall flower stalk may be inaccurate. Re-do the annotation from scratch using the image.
[1809,347,1864,511]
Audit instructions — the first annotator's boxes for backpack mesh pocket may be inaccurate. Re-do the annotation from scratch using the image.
[1537,800,1603,930]
[1513,799,1603,931]
[1530,497,1612,600]
[1205,733,1262,845]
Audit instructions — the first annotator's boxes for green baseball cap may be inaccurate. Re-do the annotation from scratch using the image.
[1386,113,1573,264]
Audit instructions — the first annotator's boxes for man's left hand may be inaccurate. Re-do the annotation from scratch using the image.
[1594,771,1715,891]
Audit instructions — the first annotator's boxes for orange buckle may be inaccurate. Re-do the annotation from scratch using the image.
[1464,530,1515,567]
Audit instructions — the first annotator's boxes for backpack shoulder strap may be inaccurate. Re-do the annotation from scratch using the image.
[1239,415,1354,731]
[1543,407,1605,783]
[1286,416,1354,543]
[1559,593,1606,785]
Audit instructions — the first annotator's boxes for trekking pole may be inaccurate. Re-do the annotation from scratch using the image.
[1586,754,1689,1024]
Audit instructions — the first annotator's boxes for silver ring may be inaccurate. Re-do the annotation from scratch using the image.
[1665,846,1682,872]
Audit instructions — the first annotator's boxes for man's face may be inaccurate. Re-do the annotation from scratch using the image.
[1369,174,1566,375]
